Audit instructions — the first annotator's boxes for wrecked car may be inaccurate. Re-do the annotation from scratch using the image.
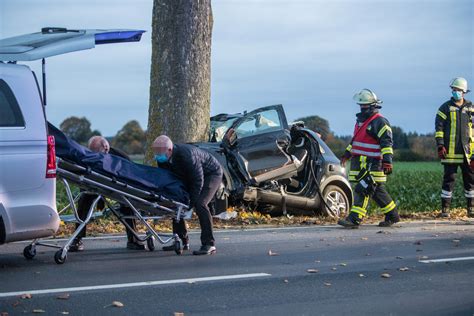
[193,104,353,217]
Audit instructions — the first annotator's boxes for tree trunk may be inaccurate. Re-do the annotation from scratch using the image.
[145,0,213,163]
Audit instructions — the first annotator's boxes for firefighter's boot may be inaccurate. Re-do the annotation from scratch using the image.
[467,198,474,218]
[440,198,451,218]
[338,212,362,228]
[378,210,400,227]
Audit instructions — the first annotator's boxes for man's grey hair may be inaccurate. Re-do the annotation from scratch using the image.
[88,135,110,153]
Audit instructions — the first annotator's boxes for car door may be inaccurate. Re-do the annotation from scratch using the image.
[227,104,291,178]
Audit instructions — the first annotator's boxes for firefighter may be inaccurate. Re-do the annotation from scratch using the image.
[435,77,474,218]
[338,89,400,228]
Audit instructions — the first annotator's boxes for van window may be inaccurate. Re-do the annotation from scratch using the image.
[0,80,25,127]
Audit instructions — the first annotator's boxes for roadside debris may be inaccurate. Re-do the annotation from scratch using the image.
[268,250,279,256]
[381,273,391,278]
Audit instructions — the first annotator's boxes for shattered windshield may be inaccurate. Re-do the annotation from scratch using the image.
[209,116,239,142]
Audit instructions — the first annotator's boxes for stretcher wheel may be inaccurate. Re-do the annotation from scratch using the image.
[147,236,155,252]
[54,250,67,264]
[23,245,36,260]
[174,240,182,255]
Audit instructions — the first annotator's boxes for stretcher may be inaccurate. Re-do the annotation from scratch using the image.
[22,124,191,264]
[23,157,191,264]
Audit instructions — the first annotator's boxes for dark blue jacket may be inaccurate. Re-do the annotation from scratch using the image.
[159,144,222,206]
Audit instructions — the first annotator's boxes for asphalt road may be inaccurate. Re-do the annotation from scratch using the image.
[1,220,474,316]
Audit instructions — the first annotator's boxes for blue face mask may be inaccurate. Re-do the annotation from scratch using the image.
[452,90,463,101]
[154,154,169,163]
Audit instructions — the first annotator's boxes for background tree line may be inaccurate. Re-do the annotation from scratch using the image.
[296,115,437,161]
[59,114,437,161]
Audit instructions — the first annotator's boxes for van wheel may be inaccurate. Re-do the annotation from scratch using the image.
[322,185,349,218]
[23,245,36,260]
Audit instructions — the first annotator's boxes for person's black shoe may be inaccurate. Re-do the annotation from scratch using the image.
[379,211,400,227]
[69,239,84,252]
[126,241,145,250]
[162,243,190,251]
[193,245,216,255]
[338,212,361,228]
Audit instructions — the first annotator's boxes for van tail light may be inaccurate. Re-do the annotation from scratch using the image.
[46,135,56,178]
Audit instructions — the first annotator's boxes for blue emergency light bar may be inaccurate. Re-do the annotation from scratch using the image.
[95,30,145,45]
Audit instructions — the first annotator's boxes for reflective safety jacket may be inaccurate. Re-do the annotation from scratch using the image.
[344,111,394,183]
[435,98,474,164]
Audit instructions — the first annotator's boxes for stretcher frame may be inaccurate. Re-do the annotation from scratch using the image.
[23,158,190,264]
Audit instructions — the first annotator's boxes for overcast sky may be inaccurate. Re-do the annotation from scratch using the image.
[1,0,472,136]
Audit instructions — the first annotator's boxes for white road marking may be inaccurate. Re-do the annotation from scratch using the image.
[419,256,474,263]
[0,273,271,298]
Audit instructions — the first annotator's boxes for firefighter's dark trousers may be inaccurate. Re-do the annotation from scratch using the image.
[350,183,397,219]
[441,162,474,208]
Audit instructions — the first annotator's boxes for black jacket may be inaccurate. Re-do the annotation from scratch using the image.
[435,98,474,164]
[158,144,222,206]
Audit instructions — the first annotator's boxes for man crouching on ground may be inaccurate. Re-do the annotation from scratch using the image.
[152,135,223,255]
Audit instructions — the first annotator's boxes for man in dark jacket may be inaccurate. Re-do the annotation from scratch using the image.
[435,77,474,218]
[152,135,223,255]
[338,89,400,228]
[69,136,144,252]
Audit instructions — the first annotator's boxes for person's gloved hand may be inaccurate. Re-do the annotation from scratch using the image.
[438,145,447,159]
[383,163,393,175]
[340,156,348,167]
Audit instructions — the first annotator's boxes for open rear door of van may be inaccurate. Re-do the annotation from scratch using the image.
[0,27,145,61]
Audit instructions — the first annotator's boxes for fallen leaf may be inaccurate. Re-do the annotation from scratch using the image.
[32,310,45,314]
[331,267,337,271]
[340,263,347,267]
[61,312,69,315]
[324,282,332,286]
[283,279,289,283]
[268,250,279,256]
[361,237,368,240]
[381,273,391,278]
[56,293,70,300]
[396,256,404,259]
[112,301,124,308]
[20,293,32,299]
[399,267,410,272]
[358,274,365,278]
[174,313,184,316]
[307,269,319,273]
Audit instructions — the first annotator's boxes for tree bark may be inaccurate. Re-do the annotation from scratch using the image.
[145,0,213,163]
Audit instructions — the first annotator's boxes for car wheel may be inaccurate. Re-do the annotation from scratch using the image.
[322,185,349,218]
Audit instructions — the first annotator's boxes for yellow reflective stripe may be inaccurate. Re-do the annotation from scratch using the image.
[350,206,367,216]
[435,131,444,138]
[449,111,456,157]
[346,144,352,151]
[445,153,464,158]
[362,196,369,209]
[441,158,464,163]
[437,111,447,120]
[377,125,392,138]
[381,147,393,155]
[380,201,396,213]
[360,156,367,169]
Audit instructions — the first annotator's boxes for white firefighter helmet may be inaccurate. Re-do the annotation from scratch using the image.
[449,77,469,93]
[353,89,383,105]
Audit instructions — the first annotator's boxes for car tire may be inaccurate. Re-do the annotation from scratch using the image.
[322,185,349,218]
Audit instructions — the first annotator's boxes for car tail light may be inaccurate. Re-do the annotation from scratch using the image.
[46,135,56,178]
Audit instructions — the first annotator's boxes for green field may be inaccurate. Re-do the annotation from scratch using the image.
[56,161,469,214]
[383,162,467,212]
